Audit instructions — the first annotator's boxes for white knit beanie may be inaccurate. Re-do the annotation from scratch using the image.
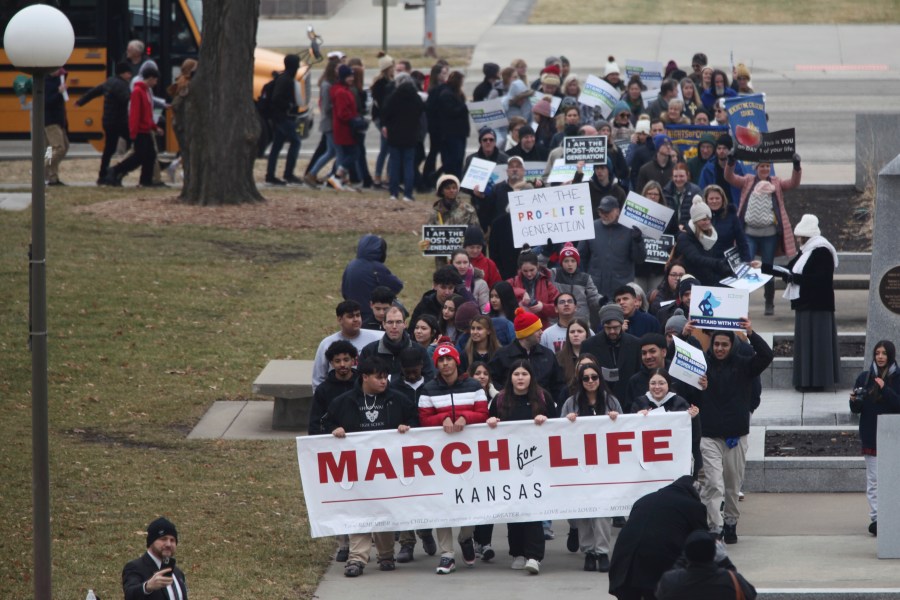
[690,195,712,223]
[793,214,821,238]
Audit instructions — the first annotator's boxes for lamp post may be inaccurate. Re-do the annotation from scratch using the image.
[3,6,74,599]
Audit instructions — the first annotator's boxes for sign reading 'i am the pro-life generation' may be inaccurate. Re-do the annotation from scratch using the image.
[509,183,595,248]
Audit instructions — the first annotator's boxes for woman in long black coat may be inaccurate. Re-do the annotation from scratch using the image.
[381,74,425,201]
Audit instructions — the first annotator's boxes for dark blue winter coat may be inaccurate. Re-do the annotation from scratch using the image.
[710,206,751,262]
[341,234,404,320]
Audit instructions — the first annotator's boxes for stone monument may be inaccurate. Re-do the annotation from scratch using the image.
[877,415,900,559]
[866,154,900,361]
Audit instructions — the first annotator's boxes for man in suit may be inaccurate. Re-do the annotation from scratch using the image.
[123,517,187,600]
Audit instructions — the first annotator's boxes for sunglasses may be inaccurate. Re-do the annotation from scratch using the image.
[582,374,600,382]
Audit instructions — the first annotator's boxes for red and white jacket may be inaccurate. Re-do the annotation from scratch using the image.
[418,374,488,427]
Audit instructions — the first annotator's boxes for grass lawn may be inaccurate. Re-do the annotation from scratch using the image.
[0,182,433,599]
[266,45,472,69]
[529,0,900,24]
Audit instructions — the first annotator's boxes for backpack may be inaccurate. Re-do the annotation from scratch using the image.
[256,72,279,119]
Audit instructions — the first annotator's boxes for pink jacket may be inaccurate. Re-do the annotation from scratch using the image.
[725,163,801,258]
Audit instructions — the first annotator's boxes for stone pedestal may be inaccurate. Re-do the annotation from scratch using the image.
[856,114,900,191]
[877,415,900,558]
[865,155,900,361]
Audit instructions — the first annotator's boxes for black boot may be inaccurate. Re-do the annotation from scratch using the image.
[764,280,775,315]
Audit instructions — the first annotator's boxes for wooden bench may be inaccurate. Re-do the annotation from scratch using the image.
[252,360,314,431]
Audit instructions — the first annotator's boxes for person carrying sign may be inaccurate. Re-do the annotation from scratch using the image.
[726,154,801,316]
[418,342,489,574]
[674,198,732,286]
[696,318,773,544]
[324,357,419,577]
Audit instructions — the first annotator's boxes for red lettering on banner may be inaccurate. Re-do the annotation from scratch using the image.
[642,429,673,462]
[402,445,436,478]
[548,436,578,467]
[318,450,358,483]
[606,431,635,464]
[477,439,510,471]
[441,442,472,474]
[584,433,598,465]
[364,448,398,481]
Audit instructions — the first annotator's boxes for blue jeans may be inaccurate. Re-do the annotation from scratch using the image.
[266,118,301,178]
[746,234,777,264]
[375,123,390,178]
[308,131,336,177]
[335,143,358,176]
[389,145,416,199]
[747,234,778,302]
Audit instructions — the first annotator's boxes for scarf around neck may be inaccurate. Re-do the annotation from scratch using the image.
[784,235,838,301]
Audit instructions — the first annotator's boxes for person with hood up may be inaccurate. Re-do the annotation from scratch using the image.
[341,234,404,321]
[264,54,303,186]
[674,196,732,286]
[849,340,900,537]
[427,174,478,229]
[572,160,627,215]
[608,476,708,599]
[697,319,773,544]
[655,530,757,599]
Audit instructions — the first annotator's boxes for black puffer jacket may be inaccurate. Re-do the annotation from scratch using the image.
[674,228,731,286]
[437,86,469,140]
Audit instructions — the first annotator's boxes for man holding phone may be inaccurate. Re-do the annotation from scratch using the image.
[123,517,187,599]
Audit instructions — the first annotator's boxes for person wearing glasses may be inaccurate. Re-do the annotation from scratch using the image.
[560,363,621,573]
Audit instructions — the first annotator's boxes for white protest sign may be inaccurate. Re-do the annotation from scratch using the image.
[618,191,675,240]
[641,88,659,109]
[546,158,588,184]
[460,157,495,191]
[550,96,562,117]
[297,412,692,537]
[720,268,773,293]
[467,98,509,129]
[670,336,707,390]
[688,285,750,331]
[578,75,619,118]
[625,59,665,89]
[509,182,595,247]
[564,135,608,164]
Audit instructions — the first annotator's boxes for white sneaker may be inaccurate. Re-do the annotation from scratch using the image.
[511,556,526,570]
[524,558,540,574]
[402,196,414,202]
[389,195,398,201]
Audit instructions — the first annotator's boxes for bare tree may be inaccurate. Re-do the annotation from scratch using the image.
[181,0,264,205]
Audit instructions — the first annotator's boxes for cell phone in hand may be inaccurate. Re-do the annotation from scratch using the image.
[160,557,176,575]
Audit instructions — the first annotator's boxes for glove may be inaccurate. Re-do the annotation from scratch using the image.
[780,272,793,284]
[725,437,740,449]
[631,225,642,240]
[726,152,736,166]
[793,152,802,171]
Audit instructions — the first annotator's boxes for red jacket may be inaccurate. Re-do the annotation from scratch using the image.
[128,81,155,139]
[330,82,358,146]
[470,253,502,289]
[507,267,560,327]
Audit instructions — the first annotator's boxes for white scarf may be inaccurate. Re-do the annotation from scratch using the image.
[691,222,718,250]
[644,391,676,408]
[784,235,838,301]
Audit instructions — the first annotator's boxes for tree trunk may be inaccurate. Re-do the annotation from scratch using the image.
[181,0,264,205]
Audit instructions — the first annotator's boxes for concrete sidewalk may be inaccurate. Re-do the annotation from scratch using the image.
[308,494,895,599]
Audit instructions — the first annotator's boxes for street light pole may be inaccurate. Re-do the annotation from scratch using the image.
[29,68,52,600]
[3,6,74,599]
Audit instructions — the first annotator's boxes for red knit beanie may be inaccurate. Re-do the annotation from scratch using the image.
[514,307,542,339]
[558,242,580,265]
[433,342,460,366]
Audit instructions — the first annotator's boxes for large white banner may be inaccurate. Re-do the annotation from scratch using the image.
[297,413,692,537]
[509,182,595,247]
[688,285,750,331]
[618,191,675,240]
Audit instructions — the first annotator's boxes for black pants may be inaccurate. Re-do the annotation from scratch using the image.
[507,521,544,561]
[99,123,131,180]
[473,523,493,546]
[614,588,657,600]
[113,132,155,185]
